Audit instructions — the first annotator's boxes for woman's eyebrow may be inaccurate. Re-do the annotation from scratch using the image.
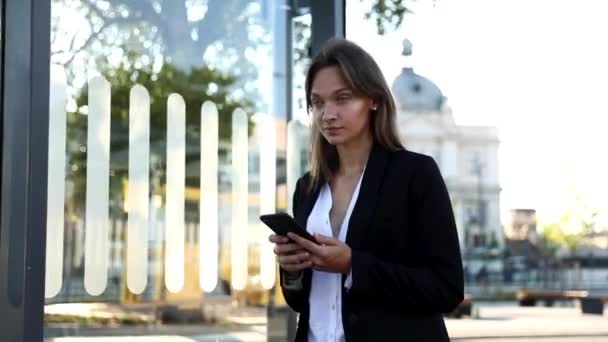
[310,87,352,98]
[333,87,352,95]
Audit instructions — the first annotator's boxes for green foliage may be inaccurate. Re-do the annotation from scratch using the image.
[539,210,598,256]
[540,223,576,256]
[365,0,412,34]
[66,56,254,215]
[363,0,439,35]
[75,56,253,141]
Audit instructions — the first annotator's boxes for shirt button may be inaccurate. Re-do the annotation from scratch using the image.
[332,304,335,310]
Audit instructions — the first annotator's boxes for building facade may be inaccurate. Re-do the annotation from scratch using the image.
[505,209,538,243]
[393,39,503,274]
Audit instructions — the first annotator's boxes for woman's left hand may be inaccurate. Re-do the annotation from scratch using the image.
[287,232,351,274]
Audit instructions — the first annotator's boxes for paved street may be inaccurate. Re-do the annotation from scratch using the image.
[45,301,608,341]
[455,338,608,342]
[446,301,608,340]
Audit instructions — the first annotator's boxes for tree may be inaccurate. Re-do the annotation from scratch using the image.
[53,0,260,69]
[540,223,579,257]
[539,210,598,256]
[52,0,423,68]
[66,55,254,215]
[365,0,416,34]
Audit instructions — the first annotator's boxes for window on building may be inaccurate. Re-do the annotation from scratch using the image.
[466,150,482,177]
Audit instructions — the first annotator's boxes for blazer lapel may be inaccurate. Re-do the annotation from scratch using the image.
[345,143,390,249]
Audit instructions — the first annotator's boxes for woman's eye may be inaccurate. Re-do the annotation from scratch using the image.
[337,96,351,103]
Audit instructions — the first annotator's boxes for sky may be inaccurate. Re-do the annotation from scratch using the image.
[345,0,608,228]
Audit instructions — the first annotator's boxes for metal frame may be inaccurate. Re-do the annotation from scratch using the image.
[0,0,51,340]
[309,0,345,56]
[266,1,345,341]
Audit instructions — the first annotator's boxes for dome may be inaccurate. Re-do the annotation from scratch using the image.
[391,68,445,112]
[391,38,445,112]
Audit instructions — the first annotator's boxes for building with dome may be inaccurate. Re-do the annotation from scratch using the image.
[393,39,503,275]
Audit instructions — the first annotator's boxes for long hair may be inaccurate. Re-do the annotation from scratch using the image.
[305,38,403,191]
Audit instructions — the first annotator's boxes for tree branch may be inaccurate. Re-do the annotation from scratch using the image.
[60,16,138,67]
[82,0,161,25]
[112,0,161,25]
[194,0,249,54]
[51,32,79,56]
[60,23,107,66]
[60,0,160,67]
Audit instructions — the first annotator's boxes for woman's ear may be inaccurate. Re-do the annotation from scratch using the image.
[370,98,379,111]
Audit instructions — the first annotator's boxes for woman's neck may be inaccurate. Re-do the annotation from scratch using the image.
[336,133,373,177]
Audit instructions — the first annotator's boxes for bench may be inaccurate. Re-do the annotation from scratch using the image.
[516,289,586,306]
[517,288,608,315]
[570,291,608,315]
[446,294,473,318]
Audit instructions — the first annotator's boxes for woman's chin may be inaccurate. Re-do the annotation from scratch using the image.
[325,136,346,145]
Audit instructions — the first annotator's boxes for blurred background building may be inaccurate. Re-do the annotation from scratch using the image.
[393,38,503,278]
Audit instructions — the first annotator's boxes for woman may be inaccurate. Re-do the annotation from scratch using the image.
[269,38,464,342]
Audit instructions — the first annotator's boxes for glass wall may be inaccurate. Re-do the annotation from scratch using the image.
[45,0,311,339]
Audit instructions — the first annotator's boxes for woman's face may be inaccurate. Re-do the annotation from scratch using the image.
[310,66,375,147]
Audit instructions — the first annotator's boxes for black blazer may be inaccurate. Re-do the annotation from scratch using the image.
[281,143,464,342]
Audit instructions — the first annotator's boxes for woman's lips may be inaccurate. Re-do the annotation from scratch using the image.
[324,127,342,135]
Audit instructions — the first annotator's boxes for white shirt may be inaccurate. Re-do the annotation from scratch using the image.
[306,172,364,342]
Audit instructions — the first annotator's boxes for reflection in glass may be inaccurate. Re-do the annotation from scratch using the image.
[46,0,311,337]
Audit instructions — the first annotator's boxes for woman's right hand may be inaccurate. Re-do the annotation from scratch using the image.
[269,234,312,272]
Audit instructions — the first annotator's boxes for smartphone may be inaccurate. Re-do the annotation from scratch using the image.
[260,212,318,244]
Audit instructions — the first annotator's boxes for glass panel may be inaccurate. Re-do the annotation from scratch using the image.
[45,0,311,339]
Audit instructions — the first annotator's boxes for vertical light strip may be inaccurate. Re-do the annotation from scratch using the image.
[200,101,219,292]
[231,108,248,291]
[287,120,303,215]
[259,114,277,289]
[127,85,150,294]
[45,64,67,298]
[84,76,111,296]
[165,94,186,293]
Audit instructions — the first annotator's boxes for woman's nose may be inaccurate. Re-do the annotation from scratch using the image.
[322,103,338,120]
